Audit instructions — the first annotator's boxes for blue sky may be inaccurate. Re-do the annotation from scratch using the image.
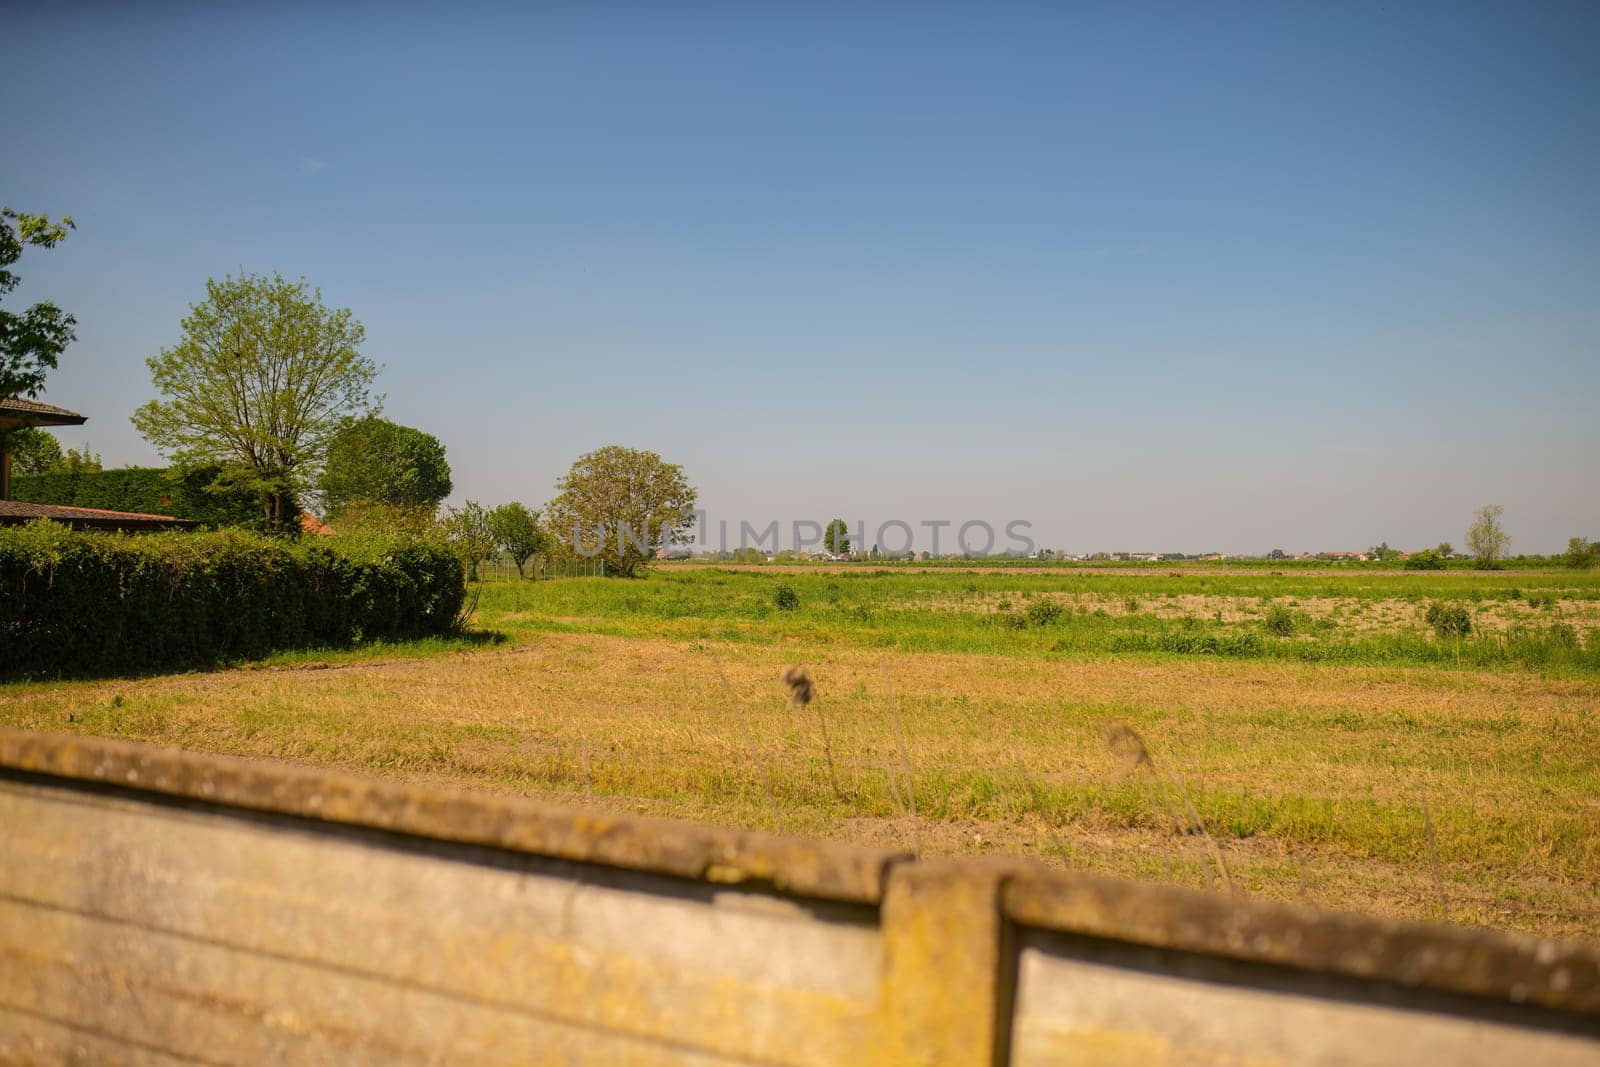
[9,2,1597,553]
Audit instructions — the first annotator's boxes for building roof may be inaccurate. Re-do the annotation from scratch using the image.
[0,499,197,531]
[0,397,88,427]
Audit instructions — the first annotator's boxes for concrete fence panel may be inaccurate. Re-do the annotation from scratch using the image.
[0,730,1594,1065]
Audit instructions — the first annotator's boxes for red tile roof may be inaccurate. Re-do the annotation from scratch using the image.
[0,397,87,425]
[0,499,195,530]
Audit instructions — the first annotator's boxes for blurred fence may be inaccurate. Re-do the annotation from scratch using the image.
[1,730,1596,1065]
[476,554,607,581]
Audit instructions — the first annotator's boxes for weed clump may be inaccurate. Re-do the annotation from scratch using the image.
[773,583,800,611]
[1025,598,1064,627]
[1263,604,1296,636]
[1547,623,1581,649]
[1424,600,1472,638]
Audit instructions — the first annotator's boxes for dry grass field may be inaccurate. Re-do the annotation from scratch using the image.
[3,565,1597,942]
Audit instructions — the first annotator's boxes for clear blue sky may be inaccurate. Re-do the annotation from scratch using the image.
[9,3,1597,553]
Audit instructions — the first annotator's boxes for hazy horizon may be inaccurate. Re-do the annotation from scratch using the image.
[9,3,1597,553]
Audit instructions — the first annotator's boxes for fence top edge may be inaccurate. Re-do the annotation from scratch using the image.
[1002,866,1600,1017]
[0,728,904,906]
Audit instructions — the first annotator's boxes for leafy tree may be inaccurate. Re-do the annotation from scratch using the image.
[545,445,697,577]
[1465,505,1510,569]
[1435,542,1454,558]
[132,273,378,529]
[325,499,438,538]
[823,518,850,556]
[440,500,494,581]
[488,502,545,578]
[8,426,61,474]
[53,446,101,474]
[7,428,101,475]
[1,208,75,402]
[1567,537,1598,570]
[1367,541,1398,561]
[320,415,451,516]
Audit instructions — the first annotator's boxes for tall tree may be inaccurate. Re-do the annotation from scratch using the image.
[488,502,546,578]
[132,273,378,527]
[1566,537,1597,570]
[1466,504,1510,569]
[823,518,851,556]
[545,446,696,577]
[1,208,75,402]
[440,500,494,581]
[8,427,61,474]
[320,415,452,516]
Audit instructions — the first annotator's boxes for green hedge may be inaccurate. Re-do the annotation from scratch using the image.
[0,522,464,679]
[10,464,279,528]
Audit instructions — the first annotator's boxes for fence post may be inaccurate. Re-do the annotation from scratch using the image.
[877,857,1018,1065]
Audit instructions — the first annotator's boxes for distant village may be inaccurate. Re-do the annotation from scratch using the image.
[664,547,1423,564]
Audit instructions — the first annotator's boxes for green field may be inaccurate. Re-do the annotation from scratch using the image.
[482,563,1600,671]
[4,563,1597,941]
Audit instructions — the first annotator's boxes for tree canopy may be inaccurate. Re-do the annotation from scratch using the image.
[132,273,378,527]
[1,208,76,402]
[1566,537,1597,570]
[488,502,545,578]
[823,518,851,555]
[1466,505,1510,568]
[8,427,61,474]
[439,500,493,581]
[545,445,696,577]
[320,415,452,516]
[6,427,101,476]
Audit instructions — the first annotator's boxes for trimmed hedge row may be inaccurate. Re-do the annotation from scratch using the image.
[0,522,464,678]
[10,464,279,528]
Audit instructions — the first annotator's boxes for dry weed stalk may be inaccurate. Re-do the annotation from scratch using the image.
[1106,721,1233,894]
[1421,791,1449,923]
[782,666,843,802]
[708,650,785,834]
[883,668,922,858]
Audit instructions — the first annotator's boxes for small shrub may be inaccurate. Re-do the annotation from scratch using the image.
[1263,604,1296,636]
[1123,596,1140,613]
[1548,623,1580,649]
[1424,600,1473,638]
[1219,631,1264,656]
[773,582,800,612]
[1404,550,1445,571]
[1025,598,1064,627]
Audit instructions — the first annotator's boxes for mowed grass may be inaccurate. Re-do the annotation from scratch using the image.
[2,564,1597,941]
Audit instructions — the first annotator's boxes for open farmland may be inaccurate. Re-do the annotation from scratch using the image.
[3,564,1597,942]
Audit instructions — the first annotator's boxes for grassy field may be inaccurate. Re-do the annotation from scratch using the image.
[3,563,1597,942]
